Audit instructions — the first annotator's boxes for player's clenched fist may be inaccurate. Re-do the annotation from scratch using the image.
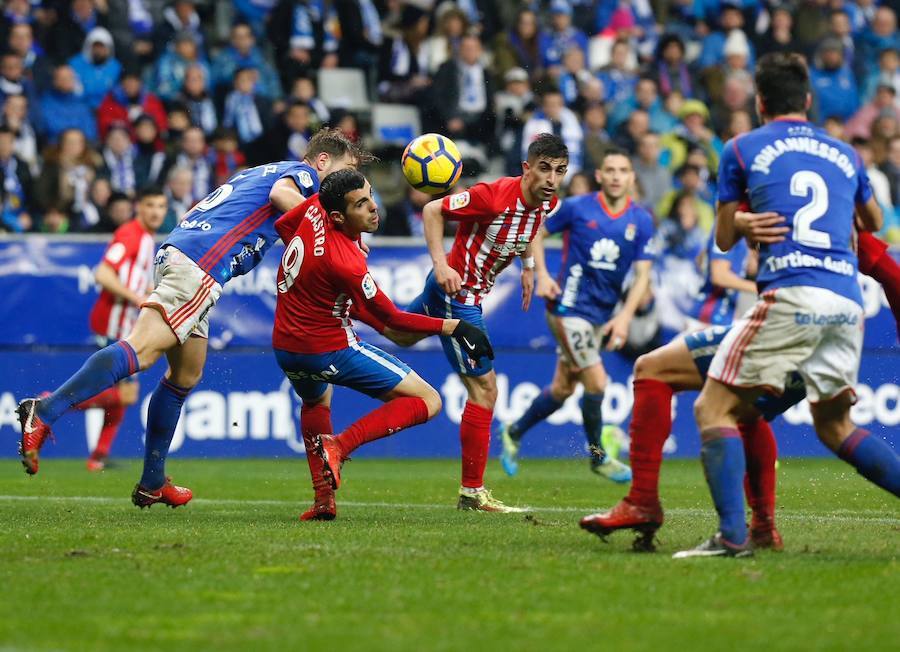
[451,320,494,362]
[435,263,463,295]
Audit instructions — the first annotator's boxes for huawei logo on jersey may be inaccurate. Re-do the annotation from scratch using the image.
[589,239,620,270]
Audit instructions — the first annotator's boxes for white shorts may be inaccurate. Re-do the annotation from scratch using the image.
[547,313,605,370]
[708,286,863,403]
[144,246,223,344]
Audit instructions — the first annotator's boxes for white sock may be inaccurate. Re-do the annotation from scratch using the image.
[460,485,484,495]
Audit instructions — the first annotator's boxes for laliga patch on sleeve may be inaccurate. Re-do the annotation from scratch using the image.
[361,273,377,299]
[105,242,126,265]
[296,170,314,191]
[449,191,470,211]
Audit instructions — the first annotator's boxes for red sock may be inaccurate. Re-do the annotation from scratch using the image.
[460,401,493,488]
[859,232,900,339]
[739,417,778,529]
[626,378,674,507]
[90,403,125,459]
[337,397,429,456]
[301,404,333,495]
[75,386,122,411]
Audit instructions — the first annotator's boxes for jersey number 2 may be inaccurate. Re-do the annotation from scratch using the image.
[791,171,830,249]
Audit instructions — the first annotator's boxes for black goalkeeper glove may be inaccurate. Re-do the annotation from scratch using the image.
[451,320,495,363]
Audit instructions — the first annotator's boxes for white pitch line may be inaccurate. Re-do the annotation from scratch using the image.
[0,494,897,525]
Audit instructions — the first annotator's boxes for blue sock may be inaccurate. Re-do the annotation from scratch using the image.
[581,392,605,453]
[838,429,900,497]
[700,428,748,545]
[140,379,191,490]
[510,387,564,441]
[38,341,139,424]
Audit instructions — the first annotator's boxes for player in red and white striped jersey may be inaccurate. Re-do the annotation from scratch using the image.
[406,134,569,512]
[79,188,167,471]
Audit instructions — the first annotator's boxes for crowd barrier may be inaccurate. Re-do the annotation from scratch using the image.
[1,236,897,459]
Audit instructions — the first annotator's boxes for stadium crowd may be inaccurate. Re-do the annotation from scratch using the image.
[0,0,898,253]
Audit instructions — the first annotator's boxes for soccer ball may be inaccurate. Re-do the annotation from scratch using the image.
[401,133,463,194]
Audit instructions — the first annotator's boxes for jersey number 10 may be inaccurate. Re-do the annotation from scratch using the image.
[790,171,831,249]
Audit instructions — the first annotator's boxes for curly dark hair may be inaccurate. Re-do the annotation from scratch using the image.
[319,168,367,214]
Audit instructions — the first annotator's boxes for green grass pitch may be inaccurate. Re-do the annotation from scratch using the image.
[0,457,897,651]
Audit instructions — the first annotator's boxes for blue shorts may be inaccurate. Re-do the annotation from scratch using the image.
[406,271,493,377]
[274,342,411,401]
[684,325,807,421]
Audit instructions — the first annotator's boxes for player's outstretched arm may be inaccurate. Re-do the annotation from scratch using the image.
[423,199,462,295]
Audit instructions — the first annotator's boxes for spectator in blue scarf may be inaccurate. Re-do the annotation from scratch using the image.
[222,67,273,163]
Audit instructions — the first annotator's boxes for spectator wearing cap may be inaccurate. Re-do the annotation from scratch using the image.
[422,5,468,75]
[701,29,753,103]
[133,115,170,189]
[0,125,34,232]
[596,39,638,106]
[846,84,900,140]
[155,0,205,56]
[152,31,210,103]
[99,124,137,196]
[377,5,431,103]
[696,3,754,71]
[863,48,900,102]
[493,8,550,80]
[609,76,677,135]
[660,99,723,172]
[176,64,217,136]
[810,36,860,122]
[543,1,588,70]
[222,68,273,163]
[521,89,583,181]
[39,65,97,143]
[753,6,799,57]
[431,33,495,149]
[654,34,694,99]
[45,0,109,64]
[68,27,120,110]
[97,69,167,142]
[632,132,671,216]
[212,22,283,101]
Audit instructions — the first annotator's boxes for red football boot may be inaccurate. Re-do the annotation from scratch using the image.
[750,524,784,551]
[300,491,337,521]
[580,498,665,550]
[17,398,54,475]
[131,477,193,509]
[315,434,345,490]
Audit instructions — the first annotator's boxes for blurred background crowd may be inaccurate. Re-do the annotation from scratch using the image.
[0,0,897,258]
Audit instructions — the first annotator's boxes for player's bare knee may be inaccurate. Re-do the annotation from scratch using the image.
[422,385,442,419]
[118,382,139,406]
[549,379,574,402]
[633,353,656,381]
[166,368,202,389]
[468,376,498,408]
